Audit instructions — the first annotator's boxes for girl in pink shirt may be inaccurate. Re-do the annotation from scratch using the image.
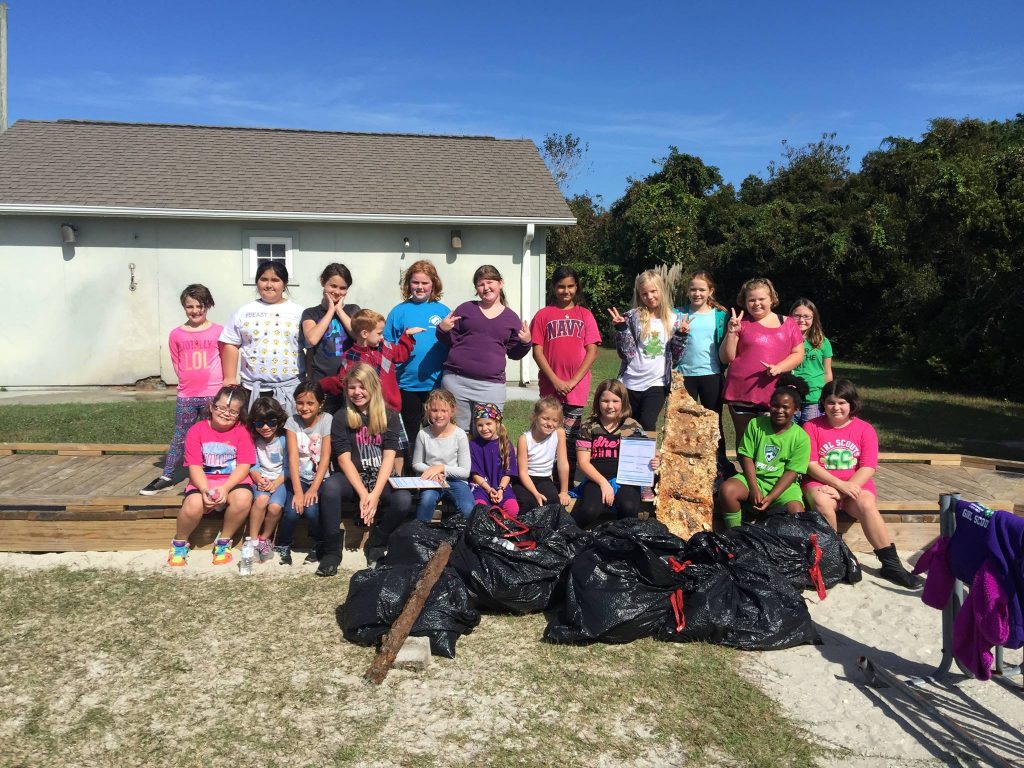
[141,284,223,496]
[801,379,920,588]
[720,277,804,452]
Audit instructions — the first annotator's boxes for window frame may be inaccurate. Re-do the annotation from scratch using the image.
[242,231,300,285]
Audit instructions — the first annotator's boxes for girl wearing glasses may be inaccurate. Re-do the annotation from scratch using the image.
[790,298,833,425]
[167,386,256,567]
[246,397,290,564]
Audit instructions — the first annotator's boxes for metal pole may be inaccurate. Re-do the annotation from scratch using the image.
[0,3,8,133]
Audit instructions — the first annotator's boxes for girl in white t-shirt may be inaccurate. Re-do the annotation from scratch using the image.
[512,396,572,513]
[220,260,305,414]
[607,270,687,431]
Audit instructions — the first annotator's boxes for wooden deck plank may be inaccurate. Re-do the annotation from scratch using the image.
[90,456,163,496]
[43,455,136,496]
[0,442,167,454]
[21,456,110,495]
[879,464,956,499]
[0,455,72,494]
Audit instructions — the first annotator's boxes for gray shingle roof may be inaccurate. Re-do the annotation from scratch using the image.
[0,120,574,223]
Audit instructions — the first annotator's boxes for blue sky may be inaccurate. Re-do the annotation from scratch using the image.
[6,1,1023,202]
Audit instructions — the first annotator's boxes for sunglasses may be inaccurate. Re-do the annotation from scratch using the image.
[252,419,279,428]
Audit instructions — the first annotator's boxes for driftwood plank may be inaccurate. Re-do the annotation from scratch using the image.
[364,541,453,686]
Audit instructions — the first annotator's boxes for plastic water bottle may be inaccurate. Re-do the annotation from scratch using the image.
[239,537,255,576]
[490,536,516,551]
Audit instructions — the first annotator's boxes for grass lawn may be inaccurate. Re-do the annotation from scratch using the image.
[1,350,1020,460]
[0,568,823,767]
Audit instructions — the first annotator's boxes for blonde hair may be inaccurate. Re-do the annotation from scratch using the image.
[531,396,564,427]
[422,389,457,421]
[402,260,444,301]
[736,277,780,310]
[344,364,388,435]
[633,270,675,341]
[351,309,386,336]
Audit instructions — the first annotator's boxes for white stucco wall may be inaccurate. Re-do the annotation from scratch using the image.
[0,216,549,387]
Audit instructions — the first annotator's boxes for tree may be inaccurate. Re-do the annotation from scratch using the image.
[540,132,590,195]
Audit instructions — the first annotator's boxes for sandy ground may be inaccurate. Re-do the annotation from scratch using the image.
[1,546,1022,767]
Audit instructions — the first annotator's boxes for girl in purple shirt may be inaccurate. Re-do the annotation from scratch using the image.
[469,402,519,517]
[436,265,532,430]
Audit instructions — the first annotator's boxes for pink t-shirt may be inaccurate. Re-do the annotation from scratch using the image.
[169,324,223,398]
[722,316,803,406]
[183,420,256,486]
[801,416,878,495]
[531,305,602,406]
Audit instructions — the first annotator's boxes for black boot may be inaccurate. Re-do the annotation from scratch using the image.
[874,544,922,589]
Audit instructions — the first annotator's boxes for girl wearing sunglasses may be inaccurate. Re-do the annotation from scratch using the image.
[246,397,290,563]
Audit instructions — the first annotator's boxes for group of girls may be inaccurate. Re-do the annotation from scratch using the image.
[152,255,917,588]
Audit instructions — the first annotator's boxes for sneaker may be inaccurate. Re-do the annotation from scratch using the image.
[167,540,190,567]
[276,545,292,566]
[140,475,175,496]
[640,486,656,503]
[212,538,233,565]
[255,538,274,563]
[303,546,320,565]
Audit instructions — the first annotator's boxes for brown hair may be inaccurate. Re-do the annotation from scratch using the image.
[532,396,564,426]
[402,259,444,301]
[474,406,512,473]
[586,379,632,427]
[736,277,780,309]
[688,270,726,311]
[473,264,508,306]
[422,389,457,422]
[180,283,215,309]
[790,297,825,348]
[351,309,386,336]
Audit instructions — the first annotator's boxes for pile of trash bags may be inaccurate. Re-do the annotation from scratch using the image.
[340,503,861,656]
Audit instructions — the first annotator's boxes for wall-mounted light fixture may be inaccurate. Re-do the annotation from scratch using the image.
[60,223,78,245]
[402,236,411,249]
[450,230,462,250]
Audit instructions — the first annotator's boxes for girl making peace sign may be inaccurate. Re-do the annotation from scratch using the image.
[437,265,532,431]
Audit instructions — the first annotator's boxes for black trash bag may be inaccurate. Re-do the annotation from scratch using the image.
[657,544,820,651]
[757,507,861,588]
[383,517,467,567]
[543,518,689,644]
[449,503,588,615]
[725,523,820,593]
[340,564,480,658]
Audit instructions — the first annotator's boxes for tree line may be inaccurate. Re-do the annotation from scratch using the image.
[543,116,1024,400]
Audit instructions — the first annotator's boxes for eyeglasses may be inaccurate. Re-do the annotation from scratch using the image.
[212,404,241,417]
[791,314,814,321]
[252,419,278,428]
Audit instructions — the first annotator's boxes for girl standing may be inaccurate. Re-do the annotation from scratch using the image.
[675,271,728,413]
[469,403,519,517]
[572,379,654,529]
[802,380,920,588]
[247,397,289,564]
[512,396,572,514]
[141,284,223,495]
[221,261,305,414]
[437,265,532,431]
[279,381,333,566]
[720,277,805,452]
[302,263,360,412]
[790,298,834,425]
[166,385,256,567]
[608,270,687,432]
[530,265,601,481]
[411,389,474,521]
[385,260,451,451]
[718,376,811,529]
[317,364,413,575]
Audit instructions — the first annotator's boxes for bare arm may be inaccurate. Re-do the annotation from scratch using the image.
[516,435,543,503]
[221,344,240,385]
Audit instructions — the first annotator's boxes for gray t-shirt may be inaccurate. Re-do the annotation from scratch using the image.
[411,428,471,480]
[285,412,333,483]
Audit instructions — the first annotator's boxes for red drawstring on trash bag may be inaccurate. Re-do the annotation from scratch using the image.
[667,557,691,632]
[808,533,827,600]
[487,507,537,551]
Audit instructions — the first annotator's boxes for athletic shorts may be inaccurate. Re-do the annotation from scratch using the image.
[733,473,803,507]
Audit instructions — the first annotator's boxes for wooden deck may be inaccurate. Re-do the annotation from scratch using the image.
[1,443,1022,554]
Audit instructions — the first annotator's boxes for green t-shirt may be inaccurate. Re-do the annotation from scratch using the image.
[793,336,833,404]
[738,416,810,488]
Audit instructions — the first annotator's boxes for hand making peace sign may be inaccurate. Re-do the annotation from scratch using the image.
[727,307,745,333]
[606,306,626,325]
[438,312,462,332]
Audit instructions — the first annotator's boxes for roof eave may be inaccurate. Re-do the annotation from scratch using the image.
[0,203,576,227]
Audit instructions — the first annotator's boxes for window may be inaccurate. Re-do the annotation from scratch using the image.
[243,233,299,283]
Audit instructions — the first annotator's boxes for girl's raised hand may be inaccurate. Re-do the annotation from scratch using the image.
[323,291,337,313]
[518,321,531,344]
[438,312,462,332]
[760,361,779,377]
[678,314,692,335]
[728,308,744,333]
[606,307,626,325]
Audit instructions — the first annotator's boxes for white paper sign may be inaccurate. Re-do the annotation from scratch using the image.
[616,437,657,487]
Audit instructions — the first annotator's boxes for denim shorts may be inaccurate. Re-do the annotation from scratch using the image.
[254,482,289,508]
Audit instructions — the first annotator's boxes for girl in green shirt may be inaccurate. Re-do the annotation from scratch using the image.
[790,298,833,425]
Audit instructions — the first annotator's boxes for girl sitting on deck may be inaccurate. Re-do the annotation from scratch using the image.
[801,379,921,588]
[167,385,256,567]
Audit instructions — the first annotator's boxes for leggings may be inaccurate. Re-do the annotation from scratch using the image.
[163,396,212,476]
[627,386,668,432]
[512,475,560,513]
[571,480,641,529]
[318,473,412,567]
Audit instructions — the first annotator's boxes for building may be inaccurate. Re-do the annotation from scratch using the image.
[0,119,574,386]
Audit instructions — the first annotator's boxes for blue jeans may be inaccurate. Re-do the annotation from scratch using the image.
[278,479,321,547]
[797,402,823,426]
[415,479,475,522]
